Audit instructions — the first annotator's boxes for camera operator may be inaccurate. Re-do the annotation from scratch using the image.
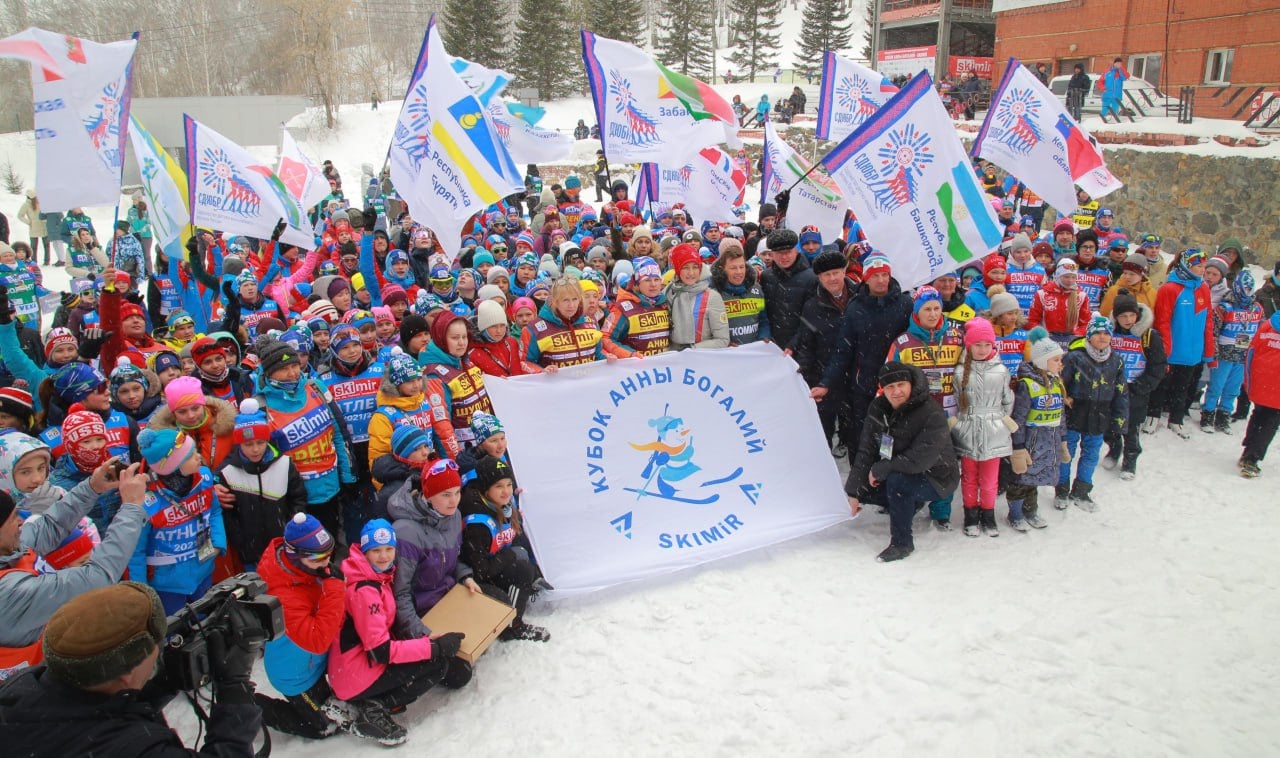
[0,460,148,682]
[0,581,264,756]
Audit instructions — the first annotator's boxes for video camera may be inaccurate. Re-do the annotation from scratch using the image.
[159,573,284,693]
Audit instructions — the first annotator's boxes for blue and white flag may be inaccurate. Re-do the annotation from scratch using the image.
[821,72,1004,290]
[389,17,524,261]
[128,114,190,260]
[973,58,1122,214]
[449,56,512,107]
[761,120,847,240]
[814,51,898,145]
[485,99,574,165]
[184,115,313,248]
[483,342,849,595]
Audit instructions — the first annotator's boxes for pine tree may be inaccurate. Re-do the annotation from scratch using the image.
[795,0,854,76]
[654,0,715,78]
[726,0,783,80]
[586,0,646,42]
[443,0,509,70]
[862,0,875,61]
[514,0,582,98]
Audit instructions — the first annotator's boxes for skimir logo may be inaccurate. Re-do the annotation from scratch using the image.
[870,124,933,213]
[835,75,881,127]
[991,87,1043,156]
[198,147,260,218]
[395,81,433,169]
[606,69,660,147]
[584,365,765,550]
[82,80,123,170]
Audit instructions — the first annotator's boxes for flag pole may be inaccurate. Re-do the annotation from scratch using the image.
[110,31,141,268]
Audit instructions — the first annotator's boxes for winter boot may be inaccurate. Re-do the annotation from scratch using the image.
[980,508,999,537]
[351,700,407,747]
[1119,454,1137,481]
[1168,421,1192,439]
[1101,448,1120,470]
[1214,409,1232,434]
[877,543,914,562]
[1007,500,1028,531]
[321,697,358,734]
[932,518,952,532]
[1199,410,1215,433]
[963,507,981,537]
[443,657,474,689]
[500,622,551,642]
[1141,415,1161,435]
[1054,482,1071,510]
[1025,510,1049,529]
[1239,457,1262,478]
[1070,480,1098,512]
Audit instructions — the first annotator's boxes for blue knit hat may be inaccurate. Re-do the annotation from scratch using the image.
[166,310,194,329]
[278,327,312,355]
[306,316,330,334]
[138,427,196,476]
[329,324,360,353]
[52,362,107,405]
[359,518,397,553]
[471,411,504,443]
[235,268,257,293]
[109,356,149,395]
[1085,314,1113,339]
[149,350,181,375]
[798,228,822,248]
[385,347,421,387]
[391,425,431,460]
[233,398,270,445]
[473,251,495,267]
[284,512,333,555]
[912,285,942,314]
[412,291,446,317]
[386,249,410,267]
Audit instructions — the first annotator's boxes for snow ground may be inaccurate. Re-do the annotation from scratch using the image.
[162,424,1280,756]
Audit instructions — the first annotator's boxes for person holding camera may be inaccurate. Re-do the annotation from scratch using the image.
[0,580,264,756]
[0,460,149,683]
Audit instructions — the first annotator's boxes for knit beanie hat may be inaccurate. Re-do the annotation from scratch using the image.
[386,249,410,267]
[0,386,34,426]
[1180,247,1208,269]
[861,253,892,278]
[477,300,508,333]
[766,228,799,252]
[1085,313,1112,339]
[164,375,205,411]
[718,238,745,259]
[42,581,166,688]
[233,398,270,444]
[1122,253,1149,275]
[812,250,847,276]
[486,265,511,284]
[52,362,106,405]
[1053,219,1075,236]
[62,405,106,448]
[1111,289,1140,318]
[235,268,257,294]
[1206,255,1230,278]
[330,324,360,355]
[477,284,505,303]
[326,277,350,299]
[964,316,997,347]
[109,356,148,395]
[511,297,537,316]
[471,411,504,444]
[913,285,942,313]
[359,518,397,553]
[1009,233,1033,253]
[149,350,182,376]
[473,455,516,493]
[399,313,430,347]
[44,327,78,361]
[120,302,146,324]
[391,425,431,461]
[386,347,422,387]
[381,284,409,307]
[878,361,914,388]
[987,291,1021,319]
[372,305,395,325]
[669,243,701,274]
[254,335,299,378]
[138,427,196,476]
[422,458,462,499]
[189,336,224,369]
[1027,326,1065,370]
[798,227,823,248]
[167,310,194,330]
[1054,258,1079,283]
[1233,270,1256,302]
[279,326,312,356]
[284,512,333,556]
[44,526,95,569]
[305,298,340,325]
[983,254,1007,276]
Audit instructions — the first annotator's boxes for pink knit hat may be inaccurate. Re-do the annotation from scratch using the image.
[964,316,997,347]
[164,375,205,411]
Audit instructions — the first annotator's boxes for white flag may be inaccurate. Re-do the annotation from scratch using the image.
[682,147,748,223]
[128,115,190,260]
[483,343,850,595]
[761,121,848,240]
[485,100,574,165]
[388,16,525,262]
[972,58,1123,213]
[449,56,512,106]
[821,72,1005,290]
[277,128,331,216]
[815,51,899,145]
[0,28,137,211]
[184,115,313,248]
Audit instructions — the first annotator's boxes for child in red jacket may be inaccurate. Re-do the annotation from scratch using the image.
[469,300,541,377]
[1027,259,1092,350]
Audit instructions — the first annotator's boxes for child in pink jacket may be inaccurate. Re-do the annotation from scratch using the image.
[327,519,467,746]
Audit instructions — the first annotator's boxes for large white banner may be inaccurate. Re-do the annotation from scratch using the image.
[484,343,850,595]
[0,28,137,211]
[972,58,1122,214]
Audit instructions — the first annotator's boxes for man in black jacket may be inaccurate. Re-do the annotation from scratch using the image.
[810,254,913,456]
[791,251,857,447]
[846,362,960,562]
[0,581,263,756]
[761,228,815,350]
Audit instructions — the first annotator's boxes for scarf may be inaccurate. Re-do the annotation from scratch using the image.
[176,406,210,431]
[16,480,65,514]
[1086,343,1112,363]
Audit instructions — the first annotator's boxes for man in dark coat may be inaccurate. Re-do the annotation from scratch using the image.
[810,254,913,455]
[791,251,857,447]
[846,362,960,562]
[760,228,815,350]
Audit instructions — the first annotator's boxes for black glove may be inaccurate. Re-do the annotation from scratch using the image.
[431,632,465,659]
[221,279,236,302]
[209,602,267,704]
[363,207,379,229]
[271,218,287,242]
[774,189,791,216]
[78,329,112,360]
[0,286,10,326]
[185,235,199,259]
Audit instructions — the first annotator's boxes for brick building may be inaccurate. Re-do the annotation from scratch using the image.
[993,0,1280,120]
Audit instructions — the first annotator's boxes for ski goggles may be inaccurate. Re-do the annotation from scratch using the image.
[1138,233,1162,248]
[426,458,459,476]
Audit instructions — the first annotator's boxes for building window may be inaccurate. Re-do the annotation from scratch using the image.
[1204,49,1234,85]
[1128,54,1162,89]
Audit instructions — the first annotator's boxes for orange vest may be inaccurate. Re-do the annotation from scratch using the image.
[0,552,45,682]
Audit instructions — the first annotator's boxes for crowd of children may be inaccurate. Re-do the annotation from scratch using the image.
[1,160,1278,741]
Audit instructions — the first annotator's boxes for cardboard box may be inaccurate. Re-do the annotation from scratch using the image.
[421,584,516,664]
